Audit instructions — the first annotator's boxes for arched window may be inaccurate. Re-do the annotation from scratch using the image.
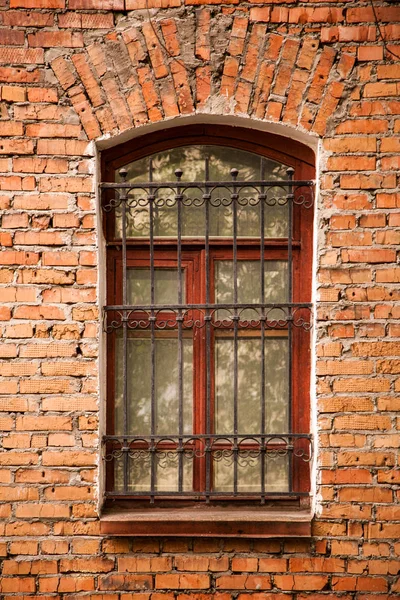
[101,125,315,508]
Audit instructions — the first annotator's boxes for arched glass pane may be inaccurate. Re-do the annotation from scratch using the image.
[115,145,289,238]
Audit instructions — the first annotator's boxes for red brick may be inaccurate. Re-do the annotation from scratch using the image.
[0,48,44,64]
[327,156,376,171]
[358,46,384,61]
[68,86,102,139]
[1,85,26,102]
[36,138,89,155]
[29,30,83,48]
[13,157,68,173]
[342,249,396,263]
[26,123,82,138]
[11,0,64,5]
[275,575,328,591]
[102,76,133,130]
[71,53,104,107]
[98,573,153,591]
[0,30,25,45]
[70,0,123,7]
[59,12,114,28]
[51,56,76,90]
[27,88,58,102]
[195,8,211,61]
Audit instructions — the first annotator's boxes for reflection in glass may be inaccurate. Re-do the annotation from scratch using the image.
[266,454,289,492]
[115,336,193,436]
[214,451,261,492]
[215,260,288,305]
[114,451,192,492]
[213,452,289,493]
[215,337,288,435]
[127,268,184,306]
[115,145,288,238]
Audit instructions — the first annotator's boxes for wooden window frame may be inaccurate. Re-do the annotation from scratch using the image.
[101,125,315,535]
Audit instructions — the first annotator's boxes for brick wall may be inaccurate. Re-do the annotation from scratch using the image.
[1,0,400,597]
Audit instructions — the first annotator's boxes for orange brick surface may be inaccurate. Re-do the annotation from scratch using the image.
[0,0,400,597]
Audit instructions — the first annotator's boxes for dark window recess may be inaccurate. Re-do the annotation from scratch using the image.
[101,140,314,506]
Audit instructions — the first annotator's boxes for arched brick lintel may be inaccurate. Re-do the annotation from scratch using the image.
[49,13,355,145]
[96,114,318,164]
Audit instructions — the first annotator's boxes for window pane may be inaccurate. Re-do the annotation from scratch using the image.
[127,268,184,305]
[266,454,289,493]
[115,336,193,436]
[213,452,289,493]
[215,338,260,435]
[265,338,289,433]
[118,145,286,184]
[156,452,193,492]
[215,337,288,435]
[114,448,193,493]
[214,451,261,493]
[215,260,288,320]
[116,145,288,238]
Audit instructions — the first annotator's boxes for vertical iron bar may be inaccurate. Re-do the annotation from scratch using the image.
[149,160,156,503]
[204,157,211,501]
[260,158,266,504]
[175,168,184,493]
[119,168,129,494]
[287,166,294,494]
[231,168,239,496]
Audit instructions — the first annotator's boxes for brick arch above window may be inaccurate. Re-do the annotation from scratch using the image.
[49,14,355,142]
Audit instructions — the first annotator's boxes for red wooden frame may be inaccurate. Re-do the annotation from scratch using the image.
[104,125,314,502]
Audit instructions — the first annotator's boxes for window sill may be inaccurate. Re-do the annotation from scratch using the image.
[100,503,312,537]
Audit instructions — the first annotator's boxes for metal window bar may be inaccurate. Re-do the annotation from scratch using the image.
[259,158,266,504]
[231,168,239,496]
[102,168,314,501]
[148,160,156,503]
[287,166,294,493]
[204,157,211,501]
[116,167,130,494]
[176,168,184,493]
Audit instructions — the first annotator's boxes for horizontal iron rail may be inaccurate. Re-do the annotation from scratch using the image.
[101,180,315,189]
[104,303,313,311]
[104,491,310,497]
[103,434,312,441]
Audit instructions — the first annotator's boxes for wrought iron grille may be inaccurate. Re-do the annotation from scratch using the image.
[101,160,314,504]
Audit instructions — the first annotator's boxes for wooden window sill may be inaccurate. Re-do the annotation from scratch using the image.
[100,504,312,537]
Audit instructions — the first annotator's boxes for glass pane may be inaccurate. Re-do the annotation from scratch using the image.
[215,337,288,435]
[214,451,261,493]
[116,145,288,238]
[114,451,150,493]
[213,452,289,493]
[265,203,288,238]
[114,449,193,492]
[265,338,289,434]
[156,452,192,492]
[215,338,260,435]
[127,268,184,305]
[266,454,289,492]
[115,336,193,436]
[118,145,286,184]
[215,260,288,320]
